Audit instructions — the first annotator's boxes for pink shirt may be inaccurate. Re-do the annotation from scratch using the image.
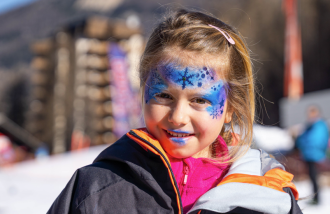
[168,136,230,214]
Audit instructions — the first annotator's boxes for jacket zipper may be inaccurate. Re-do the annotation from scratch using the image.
[180,164,189,197]
[183,165,189,185]
[129,130,183,214]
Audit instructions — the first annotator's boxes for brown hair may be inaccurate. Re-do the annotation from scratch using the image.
[139,9,255,163]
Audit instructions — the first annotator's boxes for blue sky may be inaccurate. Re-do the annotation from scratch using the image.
[0,0,37,14]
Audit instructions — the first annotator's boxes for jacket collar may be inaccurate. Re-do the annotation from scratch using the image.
[127,128,183,214]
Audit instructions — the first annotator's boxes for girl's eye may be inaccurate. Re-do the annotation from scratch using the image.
[193,98,209,105]
[155,93,172,99]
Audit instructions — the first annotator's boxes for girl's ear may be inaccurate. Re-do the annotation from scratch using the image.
[224,104,234,123]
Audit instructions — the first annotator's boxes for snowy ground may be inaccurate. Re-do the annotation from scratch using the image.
[0,145,108,214]
[0,144,329,214]
[296,180,330,214]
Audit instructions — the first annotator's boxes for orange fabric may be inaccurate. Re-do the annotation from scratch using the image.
[127,129,170,163]
[127,129,182,214]
[218,168,299,200]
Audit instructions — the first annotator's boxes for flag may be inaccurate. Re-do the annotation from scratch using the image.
[283,0,303,99]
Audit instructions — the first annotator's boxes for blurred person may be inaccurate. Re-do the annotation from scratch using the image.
[0,132,15,166]
[296,105,329,204]
[48,10,301,214]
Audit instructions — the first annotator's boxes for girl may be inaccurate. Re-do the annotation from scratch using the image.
[48,10,302,214]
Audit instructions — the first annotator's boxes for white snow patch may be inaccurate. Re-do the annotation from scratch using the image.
[0,145,108,214]
[295,180,330,214]
[253,124,294,152]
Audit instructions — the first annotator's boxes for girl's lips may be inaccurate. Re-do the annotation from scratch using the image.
[163,129,194,145]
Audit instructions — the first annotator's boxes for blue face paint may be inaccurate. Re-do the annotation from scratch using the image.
[170,137,188,145]
[144,68,168,104]
[205,85,226,119]
[159,64,216,90]
[168,129,191,134]
[145,64,227,119]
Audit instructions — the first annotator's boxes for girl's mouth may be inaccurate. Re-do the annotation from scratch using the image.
[163,129,194,145]
[166,130,193,137]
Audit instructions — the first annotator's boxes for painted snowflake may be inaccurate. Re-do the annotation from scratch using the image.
[175,68,194,90]
[150,70,164,86]
[210,106,220,119]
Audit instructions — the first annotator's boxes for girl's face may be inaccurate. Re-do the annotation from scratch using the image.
[143,63,232,159]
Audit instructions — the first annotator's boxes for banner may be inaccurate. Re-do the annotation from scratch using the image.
[108,43,141,138]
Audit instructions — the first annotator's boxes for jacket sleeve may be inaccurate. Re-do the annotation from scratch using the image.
[187,149,302,214]
[47,170,78,214]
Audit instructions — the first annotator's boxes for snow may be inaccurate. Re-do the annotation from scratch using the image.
[253,124,295,153]
[0,143,330,214]
[0,145,108,214]
[296,180,330,214]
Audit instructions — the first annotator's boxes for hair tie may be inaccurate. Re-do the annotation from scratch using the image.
[208,24,235,45]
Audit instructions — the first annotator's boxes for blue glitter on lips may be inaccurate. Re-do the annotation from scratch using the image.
[170,137,188,145]
[168,129,191,134]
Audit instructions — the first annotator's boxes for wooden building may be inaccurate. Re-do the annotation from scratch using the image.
[27,16,143,154]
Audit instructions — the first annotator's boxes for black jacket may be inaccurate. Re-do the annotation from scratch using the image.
[47,129,302,214]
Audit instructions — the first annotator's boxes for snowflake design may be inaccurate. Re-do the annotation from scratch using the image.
[150,70,164,86]
[175,68,194,89]
[209,98,225,119]
[210,106,220,119]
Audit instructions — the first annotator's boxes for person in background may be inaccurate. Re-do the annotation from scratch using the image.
[0,132,15,166]
[296,105,329,204]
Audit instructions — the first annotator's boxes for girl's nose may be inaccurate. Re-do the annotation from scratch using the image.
[168,102,190,126]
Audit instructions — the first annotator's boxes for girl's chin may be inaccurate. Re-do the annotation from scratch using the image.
[165,148,195,159]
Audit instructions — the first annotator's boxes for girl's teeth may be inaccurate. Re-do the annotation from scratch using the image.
[167,130,190,137]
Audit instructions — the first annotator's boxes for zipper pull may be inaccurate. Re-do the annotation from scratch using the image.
[183,166,189,185]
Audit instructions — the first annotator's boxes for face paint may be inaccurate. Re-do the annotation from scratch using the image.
[144,68,168,104]
[165,129,193,146]
[159,64,216,90]
[167,129,191,134]
[145,64,227,119]
[203,82,226,119]
[170,137,188,145]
